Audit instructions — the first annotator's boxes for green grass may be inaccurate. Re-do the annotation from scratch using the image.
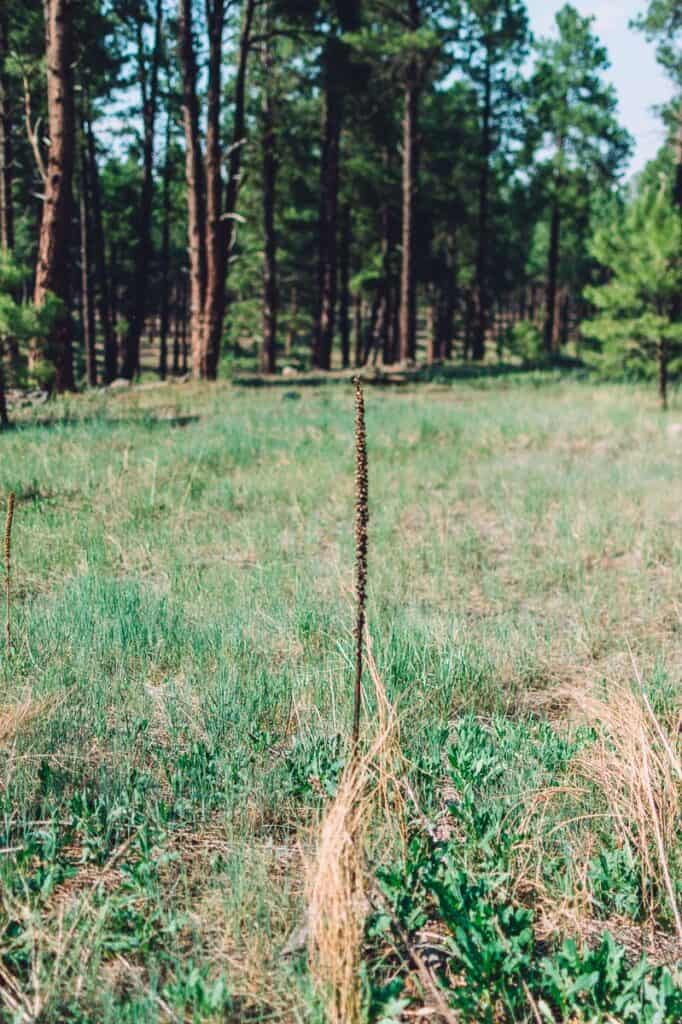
[1,374,681,1021]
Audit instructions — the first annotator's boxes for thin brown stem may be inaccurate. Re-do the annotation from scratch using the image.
[352,379,368,749]
[4,491,15,650]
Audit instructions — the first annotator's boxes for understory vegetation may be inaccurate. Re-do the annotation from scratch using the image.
[0,374,681,1021]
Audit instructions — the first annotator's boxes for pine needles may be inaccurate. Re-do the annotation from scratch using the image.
[352,378,368,749]
[4,491,15,651]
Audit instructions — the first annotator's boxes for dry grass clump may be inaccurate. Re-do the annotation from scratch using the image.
[307,647,405,1024]
[0,692,56,747]
[570,679,682,942]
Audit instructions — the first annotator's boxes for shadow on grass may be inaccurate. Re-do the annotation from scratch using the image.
[1,412,201,434]
[233,354,592,389]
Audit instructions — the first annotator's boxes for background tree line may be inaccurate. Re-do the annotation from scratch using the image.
[0,0,679,413]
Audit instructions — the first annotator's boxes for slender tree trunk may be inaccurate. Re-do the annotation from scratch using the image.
[0,8,17,385]
[203,0,256,380]
[353,293,363,368]
[181,276,189,373]
[439,245,456,360]
[179,0,207,379]
[0,5,14,252]
[399,0,420,364]
[312,56,342,371]
[658,338,668,411]
[260,10,277,375]
[172,278,181,374]
[379,172,396,364]
[544,194,561,354]
[0,340,7,427]
[674,99,682,212]
[110,239,119,341]
[473,56,491,361]
[364,291,380,364]
[339,203,351,369]
[285,286,297,356]
[159,115,172,380]
[79,124,96,386]
[31,0,75,392]
[426,302,438,363]
[121,0,163,379]
[202,0,226,379]
[86,113,116,381]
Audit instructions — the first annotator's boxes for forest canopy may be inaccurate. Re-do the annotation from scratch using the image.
[0,0,679,413]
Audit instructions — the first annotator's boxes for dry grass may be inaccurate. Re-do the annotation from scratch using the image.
[519,673,682,960]
[0,691,57,746]
[571,674,682,944]
[307,643,405,1024]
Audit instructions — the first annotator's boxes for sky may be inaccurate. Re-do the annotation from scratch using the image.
[526,0,674,176]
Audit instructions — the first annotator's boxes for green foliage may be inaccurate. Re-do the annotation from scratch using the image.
[368,714,682,1023]
[0,250,42,342]
[583,179,682,379]
[505,320,544,364]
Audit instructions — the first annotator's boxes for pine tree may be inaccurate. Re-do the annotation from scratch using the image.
[528,4,631,355]
[583,179,682,410]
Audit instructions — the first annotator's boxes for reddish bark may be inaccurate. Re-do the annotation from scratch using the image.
[85,114,117,382]
[120,0,163,380]
[312,55,342,370]
[203,0,256,380]
[32,0,76,392]
[0,5,14,252]
[399,0,420,364]
[178,0,207,378]
[260,12,278,375]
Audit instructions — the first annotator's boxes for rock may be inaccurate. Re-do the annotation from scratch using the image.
[281,365,299,378]
[109,377,132,390]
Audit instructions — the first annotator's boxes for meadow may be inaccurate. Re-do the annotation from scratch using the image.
[1,372,681,1022]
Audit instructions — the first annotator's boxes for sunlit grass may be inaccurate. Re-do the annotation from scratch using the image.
[0,373,680,1020]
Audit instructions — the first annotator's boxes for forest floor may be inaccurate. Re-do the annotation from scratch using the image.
[1,372,682,1022]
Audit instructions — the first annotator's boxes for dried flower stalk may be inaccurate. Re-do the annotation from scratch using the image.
[352,379,368,749]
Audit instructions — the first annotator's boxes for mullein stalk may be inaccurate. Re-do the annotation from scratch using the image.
[5,492,15,650]
[352,379,368,749]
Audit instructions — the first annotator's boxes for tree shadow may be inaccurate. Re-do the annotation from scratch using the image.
[233,355,591,389]
[1,412,201,434]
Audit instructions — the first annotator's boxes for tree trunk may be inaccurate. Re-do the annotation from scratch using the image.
[172,278,181,374]
[85,113,116,382]
[339,203,351,369]
[178,0,207,379]
[379,173,396,365]
[201,0,226,379]
[180,277,189,373]
[473,56,491,361]
[426,302,438,363]
[0,4,14,252]
[159,114,172,380]
[32,0,75,393]
[353,293,363,368]
[203,0,256,380]
[285,286,297,356]
[260,10,277,375]
[658,338,668,411]
[79,124,96,386]
[110,238,119,342]
[399,0,420,364]
[0,340,7,427]
[121,0,163,380]
[544,194,561,354]
[674,99,682,212]
[312,46,342,371]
